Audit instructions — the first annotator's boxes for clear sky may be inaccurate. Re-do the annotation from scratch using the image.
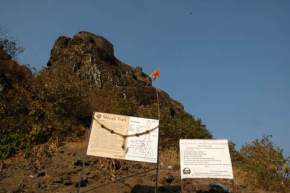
[1,0,289,154]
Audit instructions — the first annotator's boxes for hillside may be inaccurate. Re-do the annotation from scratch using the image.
[0,32,288,193]
[0,31,212,159]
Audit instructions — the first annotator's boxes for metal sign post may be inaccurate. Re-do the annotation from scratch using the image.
[155,130,160,193]
[154,87,161,193]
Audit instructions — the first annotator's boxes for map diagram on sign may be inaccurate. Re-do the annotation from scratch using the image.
[86,112,159,163]
[125,117,159,163]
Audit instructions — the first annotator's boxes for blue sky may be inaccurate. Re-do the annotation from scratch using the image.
[1,0,289,154]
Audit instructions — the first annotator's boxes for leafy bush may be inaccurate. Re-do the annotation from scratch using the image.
[0,65,92,158]
[160,111,212,148]
[0,30,24,58]
[239,135,289,192]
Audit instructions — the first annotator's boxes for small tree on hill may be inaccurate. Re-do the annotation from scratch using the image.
[0,29,24,58]
[240,135,289,191]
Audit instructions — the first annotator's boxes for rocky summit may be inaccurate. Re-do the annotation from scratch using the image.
[47,31,151,88]
[47,31,184,112]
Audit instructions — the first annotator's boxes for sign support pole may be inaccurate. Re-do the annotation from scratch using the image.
[231,179,236,193]
[77,114,93,193]
[154,87,160,193]
[180,180,184,193]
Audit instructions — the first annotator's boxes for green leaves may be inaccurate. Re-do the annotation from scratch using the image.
[239,135,289,191]
[0,31,24,59]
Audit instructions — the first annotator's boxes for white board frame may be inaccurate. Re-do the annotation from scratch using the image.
[87,112,159,163]
[179,139,234,179]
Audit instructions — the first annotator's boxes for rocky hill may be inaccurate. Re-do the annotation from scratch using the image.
[47,31,184,113]
[1,32,288,193]
[0,31,211,158]
[44,31,212,145]
[48,31,151,88]
[0,31,214,193]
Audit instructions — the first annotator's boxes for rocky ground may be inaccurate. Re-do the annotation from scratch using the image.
[0,137,277,193]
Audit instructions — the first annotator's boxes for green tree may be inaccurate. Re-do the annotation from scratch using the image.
[240,135,289,191]
[0,29,24,58]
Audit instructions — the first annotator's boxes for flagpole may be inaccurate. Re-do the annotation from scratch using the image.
[155,87,160,193]
[150,69,161,193]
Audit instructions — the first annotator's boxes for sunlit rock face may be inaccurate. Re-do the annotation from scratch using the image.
[47,31,151,88]
[47,31,184,111]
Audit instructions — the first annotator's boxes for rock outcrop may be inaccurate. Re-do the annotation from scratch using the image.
[47,31,151,88]
[47,31,184,111]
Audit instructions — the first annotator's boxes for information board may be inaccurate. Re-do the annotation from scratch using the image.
[180,139,234,179]
[87,112,159,163]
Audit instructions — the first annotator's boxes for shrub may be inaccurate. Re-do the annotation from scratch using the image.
[0,65,92,159]
[239,135,289,191]
[0,30,24,58]
[0,60,212,159]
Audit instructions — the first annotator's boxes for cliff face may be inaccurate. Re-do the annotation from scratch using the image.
[47,31,184,111]
[47,31,151,88]
[44,31,212,148]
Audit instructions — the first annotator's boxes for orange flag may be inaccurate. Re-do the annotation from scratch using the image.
[150,69,160,81]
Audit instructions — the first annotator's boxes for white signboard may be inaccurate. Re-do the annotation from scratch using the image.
[180,139,234,179]
[87,112,159,163]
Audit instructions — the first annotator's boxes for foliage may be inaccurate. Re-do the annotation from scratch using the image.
[228,141,244,163]
[0,61,212,159]
[0,44,212,159]
[239,135,289,191]
[0,30,24,58]
[160,110,212,148]
[0,65,92,159]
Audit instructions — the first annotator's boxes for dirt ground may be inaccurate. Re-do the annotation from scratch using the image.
[0,139,279,193]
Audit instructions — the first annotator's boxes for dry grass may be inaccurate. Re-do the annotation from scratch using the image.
[160,147,179,170]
